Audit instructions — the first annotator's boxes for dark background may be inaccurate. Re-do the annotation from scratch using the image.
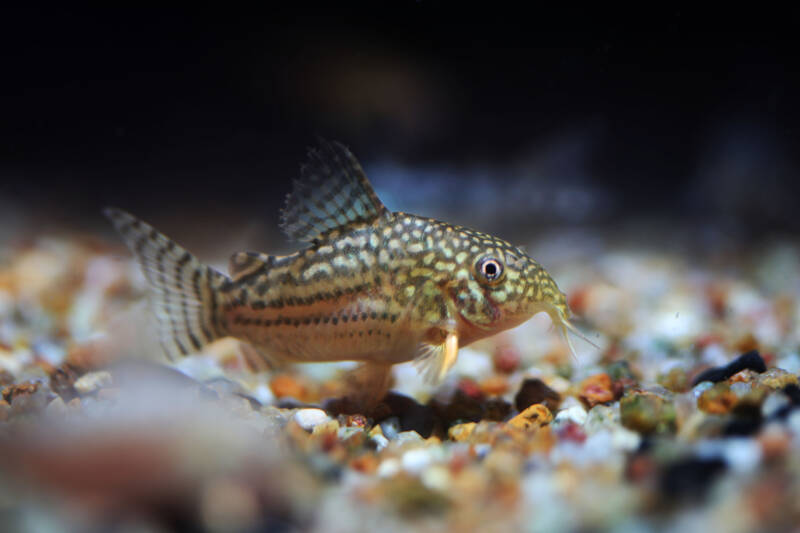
[2,6,799,245]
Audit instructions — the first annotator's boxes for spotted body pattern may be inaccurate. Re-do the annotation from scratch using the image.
[106,140,577,397]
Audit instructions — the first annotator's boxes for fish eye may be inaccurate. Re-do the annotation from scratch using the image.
[476,257,504,284]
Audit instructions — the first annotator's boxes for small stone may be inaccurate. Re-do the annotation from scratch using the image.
[49,364,79,402]
[757,368,798,390]
[377,458,401,477]
[761,392,790,418]
[73,370,113,395]
[514,378,561,412]
[293,408,331,431]
[448,422,477,442]
[45,396,67,416]
[349,454,379,474]
[0,369,15,386]
[480,375,509,396]
[554,402,588,427]
[380,416,401,440]
[371,433,389,451]
[508,404,552,431]
[2,381,39,403]
[269,374,308,400]
[395,430,424,445]
[402,448,433,474]
[657,367,690,393]
[381,392,436,438]
[620,391,676,434]
[697,383,738,414]
[579,373,614,407]
[420,465,451,492]
[493,345,521,374]
[483,398,512,421]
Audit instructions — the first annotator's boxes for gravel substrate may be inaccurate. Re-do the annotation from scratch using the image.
[1,231,799,532]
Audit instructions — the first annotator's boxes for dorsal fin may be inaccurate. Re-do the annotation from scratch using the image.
[228,251,272,282]
[280,139,389,243]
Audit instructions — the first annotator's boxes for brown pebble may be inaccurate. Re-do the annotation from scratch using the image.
[448,422,477,442]
[508,404,552,431]
[697,383,738,414]
[270,374,308,400]
[578,374,614,407]
[657,367,690,393]
[350,454,379,473]
[480,376,510,396]
[49,364,80,402]
[2,382,39,404]
[757,368,798,390]
[514,378,561,412]
[620,391,676,434]
[0,369,15,386]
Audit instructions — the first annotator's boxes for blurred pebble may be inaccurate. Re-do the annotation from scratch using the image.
[697,383,738,414]
[402,448,433,474]
[493,344,521,374]
[73,370,113,395]
[788,410,800,437]
[761,392,790,418]
[420,465,451,491]
[371,433,389,452]
[515,378,561,412]
[620,391,676,434]
[448,422,476,442]
[293,408,331,431]
[380,417,401,440]
[692,381,714,398]
[395,431,424,445]
[200,479,260,533]
[377,458,401,478]
[757,368,798,390]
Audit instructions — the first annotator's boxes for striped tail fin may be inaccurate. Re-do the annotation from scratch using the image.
[104,208,230,360]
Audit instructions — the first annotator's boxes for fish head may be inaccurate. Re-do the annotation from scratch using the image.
[449,237,571,340]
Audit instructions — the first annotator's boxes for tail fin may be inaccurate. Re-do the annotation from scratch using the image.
[104,208,230,360]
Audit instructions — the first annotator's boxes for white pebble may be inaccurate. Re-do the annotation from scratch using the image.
[761,392,789,418]
[788,410,800,438]
[730,381,751,397]
[692,381,714,398]
[723,438,762,474]
[371,434,389,452]
[377,458,401,478]
[74,370,113,395]
[401,448,433,474]
[394,430,423,445]
[292,408,330,430]
[554,404,588,427]
[420,465,451,491]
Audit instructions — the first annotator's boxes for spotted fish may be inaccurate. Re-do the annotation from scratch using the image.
[106,140,587,400]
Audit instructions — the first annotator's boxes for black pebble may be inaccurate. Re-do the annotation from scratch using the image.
[379,392,438,439]
[784,384,800,405]
[659,457,727,500]
[514,378,561,412]
[484,398,512,421]
[430,389,485,426]
[692,350,767,385]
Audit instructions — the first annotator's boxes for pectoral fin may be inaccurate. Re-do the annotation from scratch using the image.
[413,330,460,384]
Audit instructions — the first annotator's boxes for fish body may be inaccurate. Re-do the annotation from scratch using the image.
[106,140,576,391]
